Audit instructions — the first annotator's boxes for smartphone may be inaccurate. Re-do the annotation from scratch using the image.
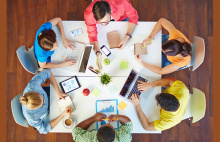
[69,28,83,38]
[100,45,111,56]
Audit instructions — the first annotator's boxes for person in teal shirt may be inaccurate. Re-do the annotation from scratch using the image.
[72,112,133,142]
[34,17,76,69]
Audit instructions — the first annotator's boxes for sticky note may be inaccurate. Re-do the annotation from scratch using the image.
[118,101,127,110]
[91,88,101,97]
[108,85,117,94]
[120,60,128,69]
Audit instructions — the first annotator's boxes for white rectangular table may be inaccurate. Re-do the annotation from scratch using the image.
[50,21,162,133]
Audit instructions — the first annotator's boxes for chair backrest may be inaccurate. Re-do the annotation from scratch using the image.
[190,88,206,123]
[190,36,205,71]
[11,94,29,127]
[16,45,39,74]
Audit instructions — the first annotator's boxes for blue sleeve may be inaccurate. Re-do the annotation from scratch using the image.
[29,69,51,86]
[28,118,52,134]
[38,22,52,33]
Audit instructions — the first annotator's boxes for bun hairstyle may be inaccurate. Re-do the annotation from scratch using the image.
[38,29,56,51]
[19,92,42,109]
[162,39,192,57]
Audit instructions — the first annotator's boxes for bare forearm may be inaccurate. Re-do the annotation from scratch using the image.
[91,41,100,53]
[75,116,96,130]
[127,22,137,34]
[57,19,66,40]
[116,115,131,124]
[42,62,64,69]
[135,105,151,129]
[140,62,163,74]
[150,77,176,87]
[49,73,62,94]
[50,114,64,128]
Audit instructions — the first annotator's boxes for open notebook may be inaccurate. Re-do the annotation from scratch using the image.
[107,31,120,49]
[57,96,76,112]
[134,43,148,55]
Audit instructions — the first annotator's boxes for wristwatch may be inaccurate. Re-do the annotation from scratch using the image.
[125,32,132,38]
[95,51,102,56]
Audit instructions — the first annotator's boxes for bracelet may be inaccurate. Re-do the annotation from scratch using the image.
[95,51,102,55]
[125,32,132,38]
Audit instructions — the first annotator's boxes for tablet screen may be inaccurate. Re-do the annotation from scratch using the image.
[60,77,80,93]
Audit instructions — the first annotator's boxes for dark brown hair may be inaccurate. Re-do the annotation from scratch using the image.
[92,1,111,21]
[38,30,56,51]
[162,39,192,57]
[97,125,115,142]
[155,93,180,111]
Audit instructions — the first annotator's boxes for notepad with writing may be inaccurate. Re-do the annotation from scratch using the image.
[107,31,120,49]
[134,43,148,55]
[57,96,75,112]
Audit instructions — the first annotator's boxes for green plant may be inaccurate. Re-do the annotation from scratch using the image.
[100,73,112,85]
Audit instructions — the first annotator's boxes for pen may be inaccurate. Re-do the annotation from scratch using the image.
[102,118,119,121]
[142,38,155,49]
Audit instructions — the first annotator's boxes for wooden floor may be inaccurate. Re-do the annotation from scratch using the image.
[7,0,213,141]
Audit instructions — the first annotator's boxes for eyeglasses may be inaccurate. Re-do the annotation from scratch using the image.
[88,66,100,74]
[99,16,111,25]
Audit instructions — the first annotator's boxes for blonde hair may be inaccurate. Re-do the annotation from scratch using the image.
[19,92,42,109]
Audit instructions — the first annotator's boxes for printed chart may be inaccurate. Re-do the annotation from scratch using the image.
[96,100,119,130]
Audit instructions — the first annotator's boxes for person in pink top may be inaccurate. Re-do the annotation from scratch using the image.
[84,0,139,69]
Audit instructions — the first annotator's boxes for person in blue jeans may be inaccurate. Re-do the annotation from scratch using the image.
[19,69,72,134]
[34,17,76,69]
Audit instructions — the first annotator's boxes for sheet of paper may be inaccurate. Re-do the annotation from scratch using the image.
[96,100,119,129]
[118,101,127,110]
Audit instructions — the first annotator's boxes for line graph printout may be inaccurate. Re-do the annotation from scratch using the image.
[96,99,119,130]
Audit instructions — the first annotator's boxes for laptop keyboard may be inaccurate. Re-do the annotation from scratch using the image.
[67,43,84,71]
[127,76,148,99]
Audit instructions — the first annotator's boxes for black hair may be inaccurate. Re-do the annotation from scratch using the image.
[97,125,115,142]
[162,39,192,57]
[155,93,180,111]
[92,1,111,21]
[38,29,56,51]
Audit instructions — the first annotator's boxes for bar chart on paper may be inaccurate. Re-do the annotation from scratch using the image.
[96,100,119,129]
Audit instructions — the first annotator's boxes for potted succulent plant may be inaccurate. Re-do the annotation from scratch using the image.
[100,73,112,86]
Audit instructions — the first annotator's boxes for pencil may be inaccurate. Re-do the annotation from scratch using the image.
[69,108,71,118]
[142,38,155,49]
[102,118,119,121]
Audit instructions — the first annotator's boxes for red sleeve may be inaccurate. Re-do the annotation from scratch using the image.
[84,11,98,44]
[123,0,139,25]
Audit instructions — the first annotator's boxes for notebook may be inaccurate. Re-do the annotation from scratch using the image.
[134,43,148,55]
[57,96,76,112]
[107,31,120,49]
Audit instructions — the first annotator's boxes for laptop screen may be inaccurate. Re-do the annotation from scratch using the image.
[119,70,137,97]
[79,45,92,73]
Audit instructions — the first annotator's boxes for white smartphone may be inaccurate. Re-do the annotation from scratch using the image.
[100,45,111,56]
[69,28,83,38]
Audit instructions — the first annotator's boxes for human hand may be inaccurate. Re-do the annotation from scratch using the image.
[142,37,154,47]
[129,93,141,107]
[61,57,76,67]
[62,106,72,117]
[134,55,144,65]
[118,36,130,50]
[108,115,119,122]
[137,81,153,92]
[93,112,106,121]
[96,53,103,70]
[62,38,75,49]
[58,92,68,100]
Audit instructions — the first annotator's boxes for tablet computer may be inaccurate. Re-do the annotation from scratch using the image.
[60,76,81,94]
